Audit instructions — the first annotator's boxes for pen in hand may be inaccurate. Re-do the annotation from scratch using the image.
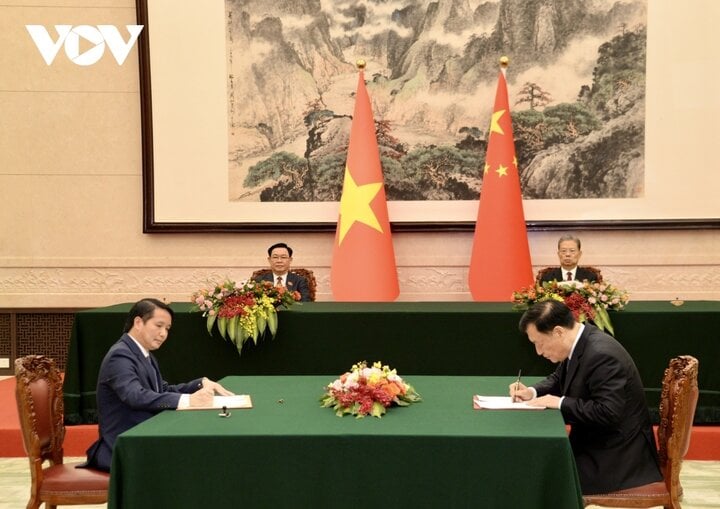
[514,369,522,402]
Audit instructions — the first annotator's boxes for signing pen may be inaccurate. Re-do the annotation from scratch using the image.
[514,369,522,401]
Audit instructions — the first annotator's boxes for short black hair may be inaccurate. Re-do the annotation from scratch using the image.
[267,242,293,257]
[518,300,575,334]
[123,298,174,333]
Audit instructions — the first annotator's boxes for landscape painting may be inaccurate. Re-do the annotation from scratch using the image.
[224,0,647,204]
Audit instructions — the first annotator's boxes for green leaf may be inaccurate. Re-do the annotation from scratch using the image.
[267,309,278,336]
[227,315,239,342]
[370,402,385,418]
[252,321,260,345]
[217,316,228,340]
[595,306,614,335]
[257,314,267,335]
[206,314,217,336]
[237,327,249,351]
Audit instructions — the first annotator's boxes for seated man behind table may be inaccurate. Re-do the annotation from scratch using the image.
[540,234,598,282]
[254,242,311,302]
[510,300,662,495]
[84,298,233,472]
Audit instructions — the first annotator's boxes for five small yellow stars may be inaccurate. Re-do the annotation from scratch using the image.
[337,167,383,244]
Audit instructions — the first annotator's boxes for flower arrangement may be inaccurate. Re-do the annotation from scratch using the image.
[320,361,422,418]
[191,279,300,354]
[512,279,630,335]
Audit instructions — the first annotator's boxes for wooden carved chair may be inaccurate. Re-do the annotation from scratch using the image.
[535,266,604,284]
[583,355,699,509]
[15,355,109,509]
[251,267,317,301]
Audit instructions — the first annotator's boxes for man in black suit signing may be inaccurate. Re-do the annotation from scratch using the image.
[255,242,311,302]
[539,234,598,282]
[510,300,663,495]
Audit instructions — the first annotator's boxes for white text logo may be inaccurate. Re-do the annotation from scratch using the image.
[26,25,144,66]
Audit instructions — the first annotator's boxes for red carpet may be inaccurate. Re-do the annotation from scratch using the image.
[0,376,98,457]
[1,376,718,459]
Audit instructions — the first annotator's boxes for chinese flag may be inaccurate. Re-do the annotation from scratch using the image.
[331,68,399,301]
[468,69,533,301]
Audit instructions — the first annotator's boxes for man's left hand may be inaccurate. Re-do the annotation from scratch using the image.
[202,378,234,396]
[527,394,561,409]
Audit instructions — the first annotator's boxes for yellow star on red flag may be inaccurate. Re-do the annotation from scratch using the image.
[330,66,399,301]
[489,109,505,136]
[468,69,533,301]
[337,167,383,244]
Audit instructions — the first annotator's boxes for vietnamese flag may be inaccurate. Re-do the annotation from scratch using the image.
[468,66,533,301]
[331,64,399,301]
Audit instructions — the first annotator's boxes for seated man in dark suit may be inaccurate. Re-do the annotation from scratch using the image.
[254,242,311,301]
[539,234,599,282]
[84,298,233,471]
[510,301,663,495]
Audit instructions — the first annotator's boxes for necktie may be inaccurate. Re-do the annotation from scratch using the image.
[148,357,160,392]
[562,357,573,393]
[276,276,283,286]
[566,271,572,281]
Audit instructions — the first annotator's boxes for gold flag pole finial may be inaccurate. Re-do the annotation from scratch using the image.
[356,59,367,70]
[499,56,509,69]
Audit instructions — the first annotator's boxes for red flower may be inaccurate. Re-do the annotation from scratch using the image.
[563,292,595,321]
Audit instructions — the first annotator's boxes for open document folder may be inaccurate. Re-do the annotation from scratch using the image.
[473,395,544,410]
[177,394,253,410]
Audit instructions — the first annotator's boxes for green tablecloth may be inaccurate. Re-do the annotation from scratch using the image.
[109,376,583,509]
[63,301,720,424]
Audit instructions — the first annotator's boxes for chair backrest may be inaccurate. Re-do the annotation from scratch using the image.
[15,355,66,465]
[657,355,699,494]
[251,267,317,301]
[535,265,604,284]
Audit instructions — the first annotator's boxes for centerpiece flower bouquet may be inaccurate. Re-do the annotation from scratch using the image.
[512,280,630,335]
[320,361,422,418]
[191,279,300,354]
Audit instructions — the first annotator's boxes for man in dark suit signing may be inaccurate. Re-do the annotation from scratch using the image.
[255,242,311,301]
[510,300,662,495]
[539,234,598,282]
[84,298,233,471]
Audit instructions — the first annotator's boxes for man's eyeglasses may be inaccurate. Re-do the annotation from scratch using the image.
[270,255,290,260]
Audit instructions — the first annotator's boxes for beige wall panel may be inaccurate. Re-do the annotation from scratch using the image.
[1,1,131,6]
[0,91,140,174]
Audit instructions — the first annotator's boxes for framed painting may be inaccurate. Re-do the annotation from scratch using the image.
[137,0,719,232]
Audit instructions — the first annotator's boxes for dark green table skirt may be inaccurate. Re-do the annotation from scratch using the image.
[63,301,720,424]
[109,376,583,509]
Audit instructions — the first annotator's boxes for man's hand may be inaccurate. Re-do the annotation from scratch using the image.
[527,394,561,409]
[189,387,214,407]
[201,378,234,396]
[509,382,533,402]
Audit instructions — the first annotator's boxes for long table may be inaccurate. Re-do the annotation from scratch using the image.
[63,301,720,424]
[109,376,583,509]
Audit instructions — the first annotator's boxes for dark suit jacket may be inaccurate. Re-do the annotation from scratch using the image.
[255,271,311,302]
[84,334,202,471]
[532,324,662,494]
[540,266,599,283]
